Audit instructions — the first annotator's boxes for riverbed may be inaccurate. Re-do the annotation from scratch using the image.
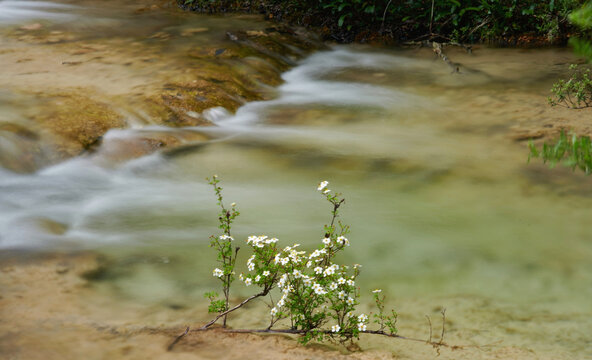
[1,1,591,359]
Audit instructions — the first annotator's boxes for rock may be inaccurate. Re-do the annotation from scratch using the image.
[33,92,126,158]
[37,218,68,235]
[180,27,208,37]
[246,30,267,37]
[20,23,42,31]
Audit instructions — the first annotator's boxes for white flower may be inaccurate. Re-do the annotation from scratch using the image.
[331,324,341,333]
[270,307,278,316]
[346,297,354,305]
[336,236,349,246]
[358,314,368,323]
[347,279,355,286]
[312,283,326,295]
[266,237,279,244]
[357,323,367,331]
[337,277,346,284]
[247,263,255,271]
[346,311,353,318]
[323,267,335,277]
[317,181,329,191]
[239,273,244,281]
[212,268,224,277]
[219,234,234,241]
[303,277,313,286]
[262,270,270,277]
[353,264,362,269]
[314,267,323,275]
[337,291,346,300]
[329,282,338,290]
[306,261,312,268]
[244,277,252,286]
[255,275,261,283]
[293,269,303,278]
[247,235,267,248]
[322,237,331,245]
[230,202,236,207]
[323,189,331,194]
[372,289,382,293]
[278,274,289,288]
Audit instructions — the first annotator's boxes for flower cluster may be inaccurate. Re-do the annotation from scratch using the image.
[205,178,399,346]
[229,181,374,343]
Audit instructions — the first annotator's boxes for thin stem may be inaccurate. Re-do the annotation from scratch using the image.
[381,0,393,34]
[426,315,433,343]
[429,0,435,35]
[167,326,190,351]
[440,308,446,344]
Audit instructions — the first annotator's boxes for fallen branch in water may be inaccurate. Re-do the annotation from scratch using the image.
[432,42,460,73]
[403,38,472,74]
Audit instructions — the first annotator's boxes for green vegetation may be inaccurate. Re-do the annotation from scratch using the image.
[568,2,592,59]
[548,64,592,108]
[552,1,592,97]
[180,0,585,43]
[528,131,592,174]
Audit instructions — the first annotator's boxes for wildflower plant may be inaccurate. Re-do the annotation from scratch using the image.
[205,175,240,327]
[372,289,398,335]
[548,64,592,109]
[195,178,443,350]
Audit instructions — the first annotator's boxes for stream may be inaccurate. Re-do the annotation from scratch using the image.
[1,0,591,359]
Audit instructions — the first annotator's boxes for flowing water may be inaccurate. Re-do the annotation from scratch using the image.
[1,1,591,359]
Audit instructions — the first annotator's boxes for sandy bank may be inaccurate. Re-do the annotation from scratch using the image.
[0,252,562,360]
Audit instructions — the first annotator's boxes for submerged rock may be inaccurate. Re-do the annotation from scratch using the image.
[33,92,126,158]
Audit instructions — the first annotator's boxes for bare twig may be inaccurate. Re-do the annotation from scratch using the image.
[465,17,491,41]
[221,328,461,350]
[380,0,393,34]
[201,289,270,329]
[432,42,460,73]
[429,0,435,35]
[440,308,447,344]
[425,315,433,343]
[167,326,189,351]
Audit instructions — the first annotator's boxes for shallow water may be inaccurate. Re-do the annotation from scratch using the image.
[1,1,591,359]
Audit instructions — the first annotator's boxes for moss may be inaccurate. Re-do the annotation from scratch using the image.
[34,92,125,157]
